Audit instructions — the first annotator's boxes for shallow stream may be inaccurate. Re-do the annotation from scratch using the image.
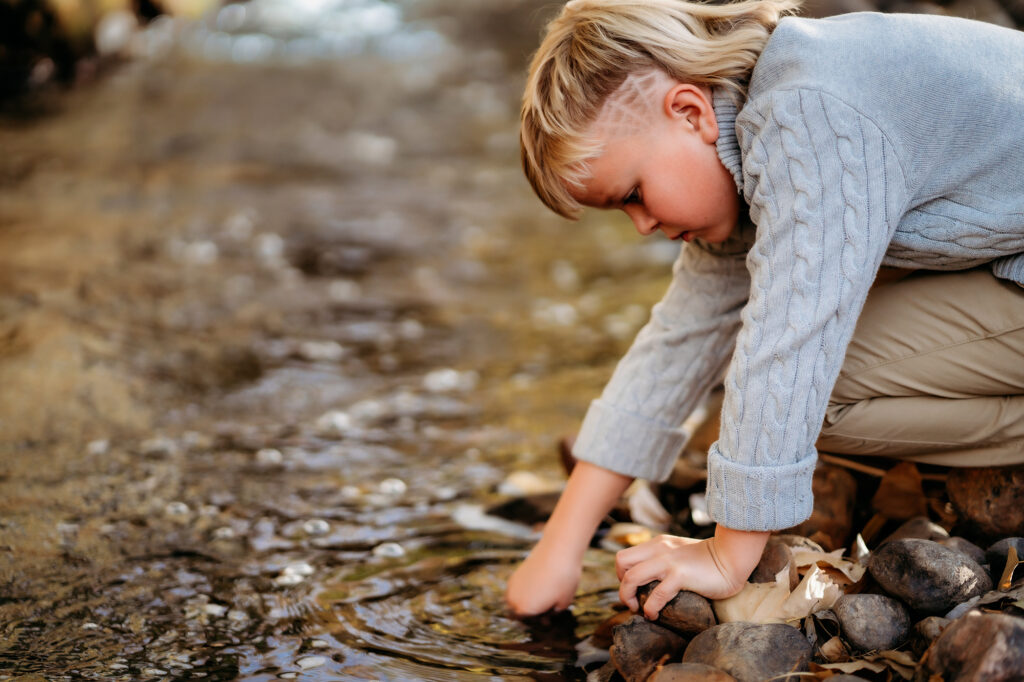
[0,2,683,678]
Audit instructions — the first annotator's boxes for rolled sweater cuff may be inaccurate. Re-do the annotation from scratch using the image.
[991,253,1024,288]
[706,444,816,531]
[573,399,687,482]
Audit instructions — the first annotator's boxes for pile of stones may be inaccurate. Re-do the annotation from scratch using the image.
[579,464,1024,681]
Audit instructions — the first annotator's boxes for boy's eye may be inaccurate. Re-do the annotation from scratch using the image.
[622,187,641,205]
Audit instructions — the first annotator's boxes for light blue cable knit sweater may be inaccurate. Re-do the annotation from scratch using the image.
[572,12,1024,531]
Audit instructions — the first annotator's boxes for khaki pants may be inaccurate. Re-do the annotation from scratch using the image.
[817,267,1024,466]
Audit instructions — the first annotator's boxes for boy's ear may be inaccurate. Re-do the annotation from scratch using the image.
[664,83,719,144]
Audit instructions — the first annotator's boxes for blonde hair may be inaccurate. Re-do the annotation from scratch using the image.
[521,0,800,218]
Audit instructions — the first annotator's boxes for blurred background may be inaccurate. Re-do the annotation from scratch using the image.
[1,0,1021,679]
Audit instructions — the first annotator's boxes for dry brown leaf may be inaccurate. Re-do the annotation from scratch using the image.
[818,636,850,663]
[811,659,887,675]
[998,546,1022,591]
[792,548,867,583]
[864,650,916,680]
[713,568,792,624]
[872,462,927,520]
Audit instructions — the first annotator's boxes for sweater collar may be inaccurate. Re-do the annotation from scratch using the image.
[712,88,744,194]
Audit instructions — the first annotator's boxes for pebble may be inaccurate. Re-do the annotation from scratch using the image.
[868,538,992,614]
[315,410,353,438]
[610,615,687,682]
[302,519,330,536]
[165,502,190,517]
[925,613,1024,681]
[909,616,951,658]
[947,465,1024,539]
[213,527,236,540]
[636,583,717,637]
[422,368,478,392]
[283,562,314,577]
[204,603,228,617]
[274,573,305,587]
[749,537,798,590]
[833,594,910,652]
[682,622,812,682]
[372,542,405,558]
[297,340,345,362]
[938,536,987,566]
[81,622,101,630]
[142,669,167,677]
[879,515,949,546]
[378,478,407,496]
[141,436,177,458]
[783,464,856,551]
[86,439,110,456]
[308,639,329,648]
[648,663,737,682]
[296,655,327,669]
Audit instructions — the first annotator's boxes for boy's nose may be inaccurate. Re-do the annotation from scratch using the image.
[624,206,658,236]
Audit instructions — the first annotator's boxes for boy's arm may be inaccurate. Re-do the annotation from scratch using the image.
[506,461,632,616]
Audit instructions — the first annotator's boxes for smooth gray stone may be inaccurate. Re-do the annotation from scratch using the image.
[610,615,686,682]
[682,622,811,682]
[637,583,717,637]
[868,538,992,614]
[833,594,910,652]
[910,616,951,658]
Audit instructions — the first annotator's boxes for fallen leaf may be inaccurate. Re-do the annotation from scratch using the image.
[818,636,850,663]
[871,462,927,520]
[811,660,887,675]
[998,546,1022,591]
[792,548,866,583]
[778,565,843,621]
[713,568,792,624]
[602,523,654,550]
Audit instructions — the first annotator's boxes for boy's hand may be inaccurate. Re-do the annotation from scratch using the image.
[503,461,634,618]
[506,540,581,616]
[616,526,769,620]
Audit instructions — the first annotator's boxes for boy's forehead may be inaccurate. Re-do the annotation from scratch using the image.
[592,68,673,139]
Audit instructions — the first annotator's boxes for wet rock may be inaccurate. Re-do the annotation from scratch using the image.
[868,539,992,614]
[749,537,798,590]
[648,662,737,681]
[833,594,910,652]
[487,492,560,526]
[924,613,1024,681]
[878,515,948,546]
[372,542,405,558]
[610,615,687,682]
[909,616,951,658]
[296,655,326,669]
[939,536,987,566]
[782,464,856,550]
[636,583,717,637]
[682,622,811,681]
[947,465,1024,539]
[985,537,1024,581]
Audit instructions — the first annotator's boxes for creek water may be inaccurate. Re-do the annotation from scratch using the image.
[0,1,684,678]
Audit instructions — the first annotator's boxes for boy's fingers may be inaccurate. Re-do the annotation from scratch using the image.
[641,578,681,620]
[615,542,657,580]
[619,560,665,612]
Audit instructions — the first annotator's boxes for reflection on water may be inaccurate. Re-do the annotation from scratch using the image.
[0,0,676,678]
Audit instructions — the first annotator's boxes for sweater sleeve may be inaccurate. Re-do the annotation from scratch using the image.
[707,89,908,531]
[572,230,752,482]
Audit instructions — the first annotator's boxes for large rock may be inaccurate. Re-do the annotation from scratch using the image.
[682,622,811,682]
[947,465,1024,539]
[782,464,856,550]
[648,663,736,682]
[909,616,951,658]
[637,583,717,637]
[868,538,992,614]
[924,613,1024,681]
[610,615,687,682]
[833,594,910,652]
